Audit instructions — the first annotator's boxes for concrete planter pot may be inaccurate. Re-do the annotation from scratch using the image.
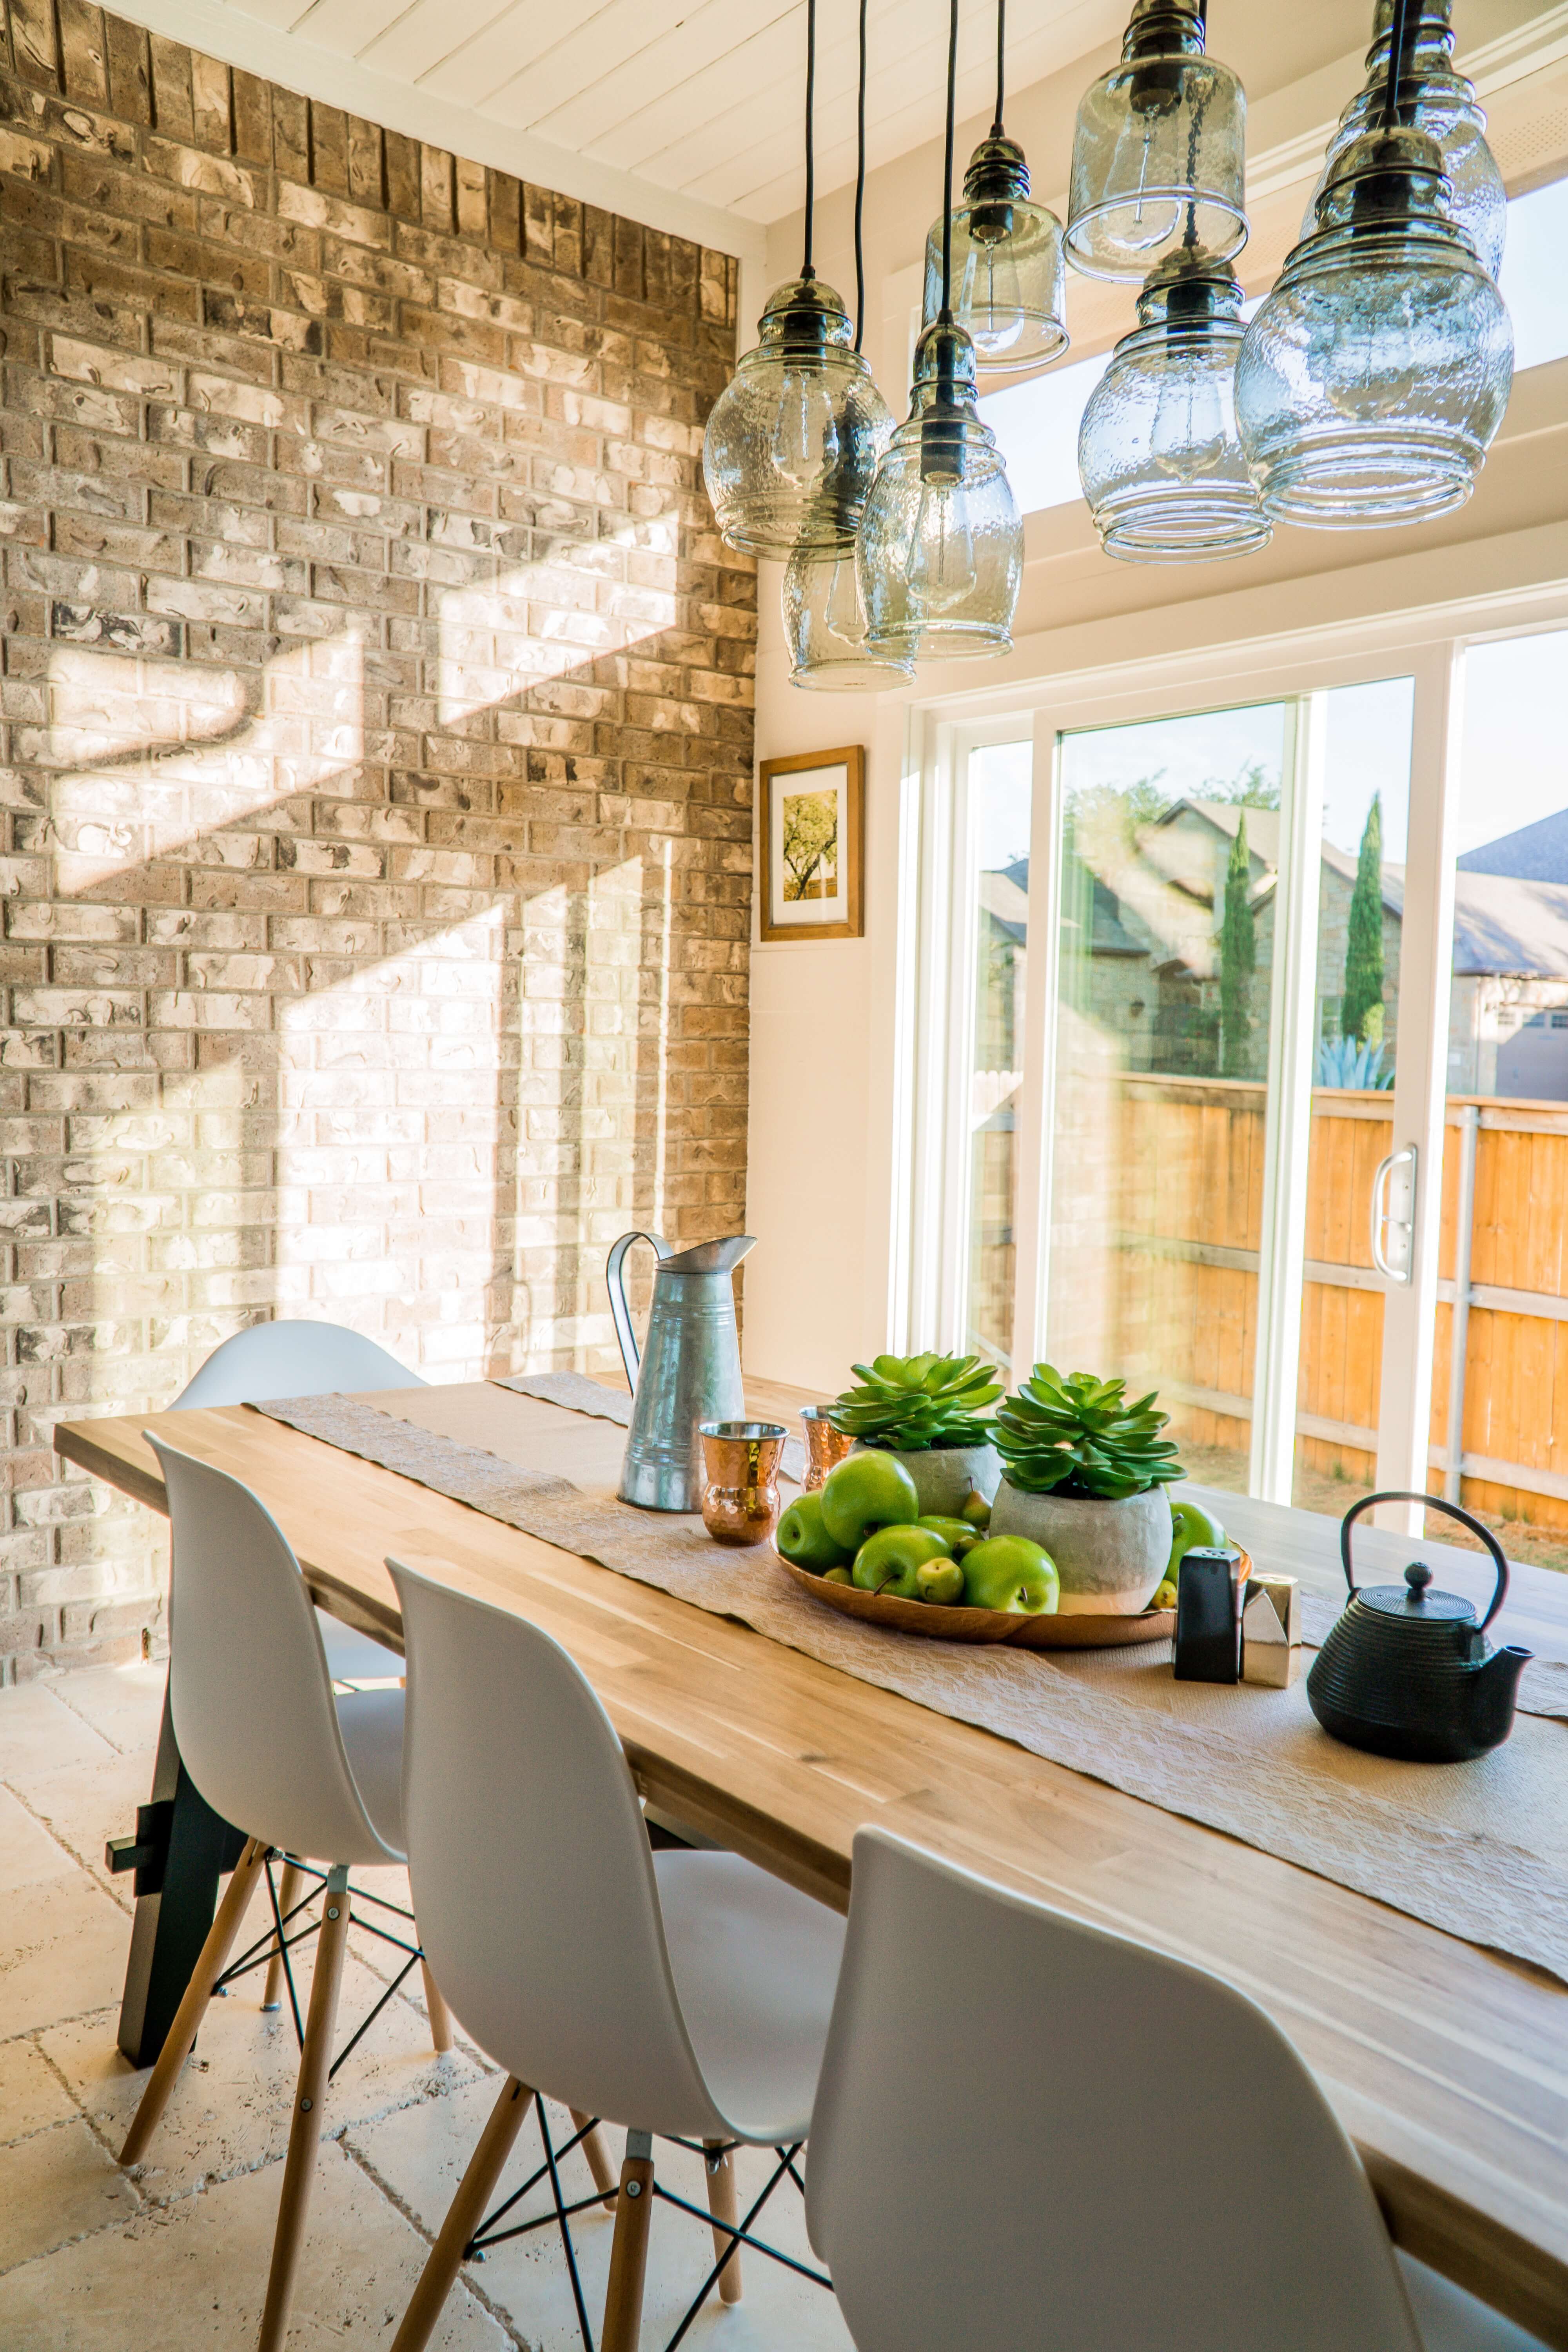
[850,1439,1001,1515]
[989,1482,1173,1614]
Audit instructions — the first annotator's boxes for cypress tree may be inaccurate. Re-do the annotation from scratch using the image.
[1342,793,1386,1045]
[1219,813,1256,1078]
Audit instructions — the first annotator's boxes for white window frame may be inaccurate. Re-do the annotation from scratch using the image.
[895,587,1568,1522]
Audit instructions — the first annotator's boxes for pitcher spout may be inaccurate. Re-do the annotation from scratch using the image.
[660,1234,756,1274]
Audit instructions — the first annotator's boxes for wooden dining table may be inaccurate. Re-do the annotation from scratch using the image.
[55,1377,1568,2348]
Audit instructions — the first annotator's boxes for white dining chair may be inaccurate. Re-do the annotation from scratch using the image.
[120,1439,454,2352]
[806,1826,1551,2352]
[382,1553,847,2352]
[172,1317,421,1688]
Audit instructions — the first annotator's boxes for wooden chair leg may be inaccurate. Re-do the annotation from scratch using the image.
[601,2131,655,2352]
[262,1860,306,2012]
[119,1837,269,2167]
[419,1957,454,2055]
[389,2076,535,2352]
[570,2108,618,2209]
[256,1863,352,2352]
[704,2140,743,2304]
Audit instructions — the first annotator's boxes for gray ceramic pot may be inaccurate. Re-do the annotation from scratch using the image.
[850,1439,1001,1515]
[988,1482,1173,1614]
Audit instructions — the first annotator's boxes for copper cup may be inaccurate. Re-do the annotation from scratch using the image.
[699,1421,788,1547]
[799,1405,854,1493]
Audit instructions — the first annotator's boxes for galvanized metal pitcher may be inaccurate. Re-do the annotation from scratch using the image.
[607,1231,755,1510]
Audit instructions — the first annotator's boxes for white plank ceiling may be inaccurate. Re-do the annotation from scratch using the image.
[193,0,1126,224]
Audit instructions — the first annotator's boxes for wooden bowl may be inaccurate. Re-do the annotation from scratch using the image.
[776,1548,1251,1650]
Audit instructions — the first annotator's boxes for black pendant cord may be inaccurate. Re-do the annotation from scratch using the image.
[939,0,960,323]
[1381,0,1418,129]
[854,0,869,347]
[991,0,1005,135]
[802,0,817,277]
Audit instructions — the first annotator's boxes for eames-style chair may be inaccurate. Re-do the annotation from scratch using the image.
[383,1555,847,2352]
[806,1827,1551,2352]
[119,1441,462,2352]
[172,1317,423,1688]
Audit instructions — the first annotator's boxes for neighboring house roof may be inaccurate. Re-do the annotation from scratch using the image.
[1458,806,1568,881]
[988,816,1568,982]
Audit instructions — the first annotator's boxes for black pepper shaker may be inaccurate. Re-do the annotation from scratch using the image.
[1173,1546,1243,1683]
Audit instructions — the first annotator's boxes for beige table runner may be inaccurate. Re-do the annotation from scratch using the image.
[254,1383,1568,1984]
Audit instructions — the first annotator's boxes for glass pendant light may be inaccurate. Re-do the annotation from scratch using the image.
[1066,0,1246,281]
[787,0,915,689]
[858,0,1023,661]
[1078,243,1269,562]
[1303,0,1504,280]
[701,0,893,559]
[1235,0,1512,529]
[922,0,1068,372]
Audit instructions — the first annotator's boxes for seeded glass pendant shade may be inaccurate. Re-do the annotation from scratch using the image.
[857,321,1022,661]
[702,275,894,558]
[784,546,916,687]
[923,131,1069,372]
[1304,0,1504,278]
[1236,123,1513,528]
[1066,0,1246,281]
[1079,246,1268,563]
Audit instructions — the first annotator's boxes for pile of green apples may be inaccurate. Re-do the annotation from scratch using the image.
[777,1450,1059,1617]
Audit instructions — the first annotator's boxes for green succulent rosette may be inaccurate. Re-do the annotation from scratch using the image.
[993,1364,1183,1499]
[827,1351,1003,1453]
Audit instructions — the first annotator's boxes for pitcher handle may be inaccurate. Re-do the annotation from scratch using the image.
[606,1232,670,1390]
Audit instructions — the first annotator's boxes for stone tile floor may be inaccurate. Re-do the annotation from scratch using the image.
[0,1663,857,2352]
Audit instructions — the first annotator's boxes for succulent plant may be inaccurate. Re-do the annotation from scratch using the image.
[993,1365,1183,1499]
[828,1352,1003,1452]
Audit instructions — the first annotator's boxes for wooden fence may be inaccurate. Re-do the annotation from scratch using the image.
[1073,1074,1568,1529]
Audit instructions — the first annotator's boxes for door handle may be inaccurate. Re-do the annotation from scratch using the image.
[1370,1144,1417,1284]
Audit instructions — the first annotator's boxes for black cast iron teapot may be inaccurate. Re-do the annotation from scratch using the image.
[1306,1492,1532,1763]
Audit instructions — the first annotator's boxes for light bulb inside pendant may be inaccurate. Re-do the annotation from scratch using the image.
[784,546,916,688]
[1067,0,1247,281]
[923,131,1069,372]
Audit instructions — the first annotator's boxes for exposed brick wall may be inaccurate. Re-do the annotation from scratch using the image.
[0,0,755,1679]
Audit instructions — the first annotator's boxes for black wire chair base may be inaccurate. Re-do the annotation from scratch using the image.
[467,2123,830,2352]
[211,1850,436,2080]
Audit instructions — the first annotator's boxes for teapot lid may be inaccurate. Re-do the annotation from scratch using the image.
[1358,1561,1475,1623]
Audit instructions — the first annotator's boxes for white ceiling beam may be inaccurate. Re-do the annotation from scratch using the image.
[93,0,768,258]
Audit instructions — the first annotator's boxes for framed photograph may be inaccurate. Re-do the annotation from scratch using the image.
[759,746,865,942]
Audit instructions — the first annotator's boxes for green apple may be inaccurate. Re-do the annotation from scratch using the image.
[822,1566,853,1585]
[962,1535,1059,1615]
[820,1450,921,1550]
[916,1514,979,1556]
[960,1488,992,1530]
[1167,1493,1226,1579]
[915,1557,967,1606]
[776,1491,853,1573]
[852,1524,953,1601]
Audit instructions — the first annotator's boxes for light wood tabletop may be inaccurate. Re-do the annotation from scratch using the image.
[54,1381,1568,2348]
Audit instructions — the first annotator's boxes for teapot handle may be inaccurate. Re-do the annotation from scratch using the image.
[1340,1490,1509,1630]
[605,1231,670,1391]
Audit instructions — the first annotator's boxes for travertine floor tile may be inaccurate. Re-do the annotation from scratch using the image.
[0,1873,129,2038]
[0,1782,81,1897]
[0,2117,140,2271]
[0,1684,114,1782]
[4,1749,156,1907]
[48,1662,167,1757]
[0,2039,78,2143]
[352,2083,854,2352]
[0,2137,511,2348]
[46,1947,485,2205]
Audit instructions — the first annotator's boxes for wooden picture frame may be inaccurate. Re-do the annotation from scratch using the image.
[758,746,866,942]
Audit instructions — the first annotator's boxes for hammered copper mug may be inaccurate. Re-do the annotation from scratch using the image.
[699,1421,787,1546]
[799,1405,854,1492]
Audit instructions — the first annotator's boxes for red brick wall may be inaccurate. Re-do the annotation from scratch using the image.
[0,0,755,1677]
